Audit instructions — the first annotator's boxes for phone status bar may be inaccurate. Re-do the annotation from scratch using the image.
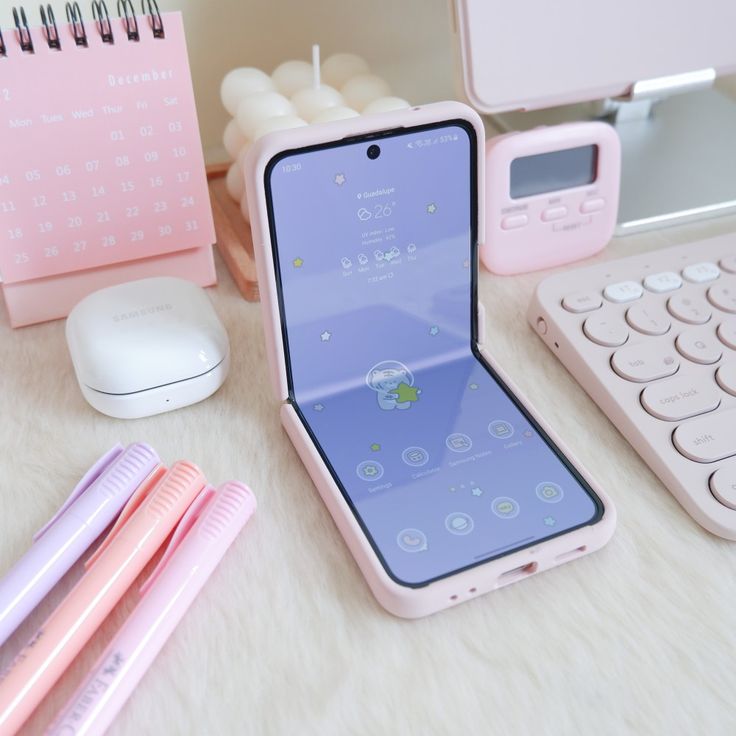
[406,133,460,150]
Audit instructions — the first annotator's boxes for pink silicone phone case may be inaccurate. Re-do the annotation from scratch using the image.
[245,101,616,618]
[482,122,620,276]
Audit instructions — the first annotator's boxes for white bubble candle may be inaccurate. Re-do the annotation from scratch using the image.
[220,46,410,206]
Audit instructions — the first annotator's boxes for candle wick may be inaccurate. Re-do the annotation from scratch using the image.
[312,44,320,90]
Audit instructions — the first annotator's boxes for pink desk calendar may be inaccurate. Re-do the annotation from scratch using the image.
[0,4,216,327]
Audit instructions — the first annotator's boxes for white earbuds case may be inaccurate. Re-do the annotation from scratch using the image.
[66,277,230,419]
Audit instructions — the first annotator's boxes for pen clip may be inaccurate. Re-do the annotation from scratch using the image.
[84,464,167,570]
[139,484,216,596]
[33,444,125,542]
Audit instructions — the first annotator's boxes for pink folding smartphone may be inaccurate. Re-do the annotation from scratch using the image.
[245,101,616,618]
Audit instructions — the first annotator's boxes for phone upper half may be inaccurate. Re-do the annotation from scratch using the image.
[265,121,477,403]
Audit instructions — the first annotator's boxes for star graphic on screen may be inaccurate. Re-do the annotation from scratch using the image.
[393,382,419,403]
[426,203,437,214]
[471,486,483,497]
[370,443,381,452]
[334,173,346,185]
[429,325,439,336]
[320,331,332,342]
[313,403,324,412]
[293,257,304,268]
[543,516,556,527]
[468,383,479,390]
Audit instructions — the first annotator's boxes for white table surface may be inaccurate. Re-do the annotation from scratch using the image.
[2,99,736,736]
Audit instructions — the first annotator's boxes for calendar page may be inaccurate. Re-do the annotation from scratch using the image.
[0,11,214,285]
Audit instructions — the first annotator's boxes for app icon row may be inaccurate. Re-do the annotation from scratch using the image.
[446,419,515,453]
[356,420,523,481]
[395,483,565,553]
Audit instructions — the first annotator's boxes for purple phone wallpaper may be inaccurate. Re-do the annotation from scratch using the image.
[267,123,601,585]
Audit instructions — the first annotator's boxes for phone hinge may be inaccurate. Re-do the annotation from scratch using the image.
[476,302,486,348]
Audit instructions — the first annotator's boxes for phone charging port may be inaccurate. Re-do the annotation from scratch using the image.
[498,561,537,583]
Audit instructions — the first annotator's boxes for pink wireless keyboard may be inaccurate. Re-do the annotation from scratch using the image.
[528,232,736,539]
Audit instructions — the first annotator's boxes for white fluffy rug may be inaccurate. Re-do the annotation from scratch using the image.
[2,221,736,735]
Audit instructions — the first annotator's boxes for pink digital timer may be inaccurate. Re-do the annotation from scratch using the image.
[481,121,621,275]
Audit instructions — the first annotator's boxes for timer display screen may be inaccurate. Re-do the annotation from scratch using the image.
[510,144,598,199]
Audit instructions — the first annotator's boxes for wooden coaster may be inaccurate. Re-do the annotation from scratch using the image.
[207,165,259,302]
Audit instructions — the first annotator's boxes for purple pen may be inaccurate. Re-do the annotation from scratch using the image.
[0,443,160,647]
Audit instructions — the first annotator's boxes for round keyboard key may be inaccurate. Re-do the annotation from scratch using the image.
[673,408,736,463]
[625,303,671,336]
[583,314,629,347]
[719,255,736,274]
[707,280,736,313]
[611,342,679,382]
[719,255,736,273]
[682,262,720,283]
[716,363,736,396]
[562,291,603,313]
[641,375,720,421]
[667,293,712,324]
[710,463,736,510]
[717,318,736,350]
[675,330,723,365]
[643,271,682,293]
[603,280,643,304]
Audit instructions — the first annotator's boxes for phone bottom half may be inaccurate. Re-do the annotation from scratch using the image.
[289,352,605,588]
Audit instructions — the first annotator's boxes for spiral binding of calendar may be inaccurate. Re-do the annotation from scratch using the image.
[0,0,164,55]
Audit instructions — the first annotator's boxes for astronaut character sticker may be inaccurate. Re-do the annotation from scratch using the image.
[366,360,422,411]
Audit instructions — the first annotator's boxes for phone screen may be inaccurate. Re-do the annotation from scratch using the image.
[265,120,602,586]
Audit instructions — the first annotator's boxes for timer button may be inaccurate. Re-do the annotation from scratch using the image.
[541,206,567,222]
[580,198,605,214]
[500,214,528,230]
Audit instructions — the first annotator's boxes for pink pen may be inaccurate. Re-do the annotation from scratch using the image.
[46,481,256,736]
[0,443,160,648]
